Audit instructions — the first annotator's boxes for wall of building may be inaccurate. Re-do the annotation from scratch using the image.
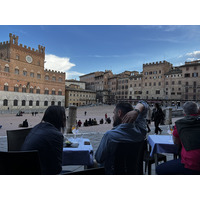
[79,60,200,105]
[0,34,65,111]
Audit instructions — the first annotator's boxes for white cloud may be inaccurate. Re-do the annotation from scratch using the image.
[185,51,200,62]
[186,51,200,58]
[66,71,85,80]
[44,54,84,79]
[44,54,75,72]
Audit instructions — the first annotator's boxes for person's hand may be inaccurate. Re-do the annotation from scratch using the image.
[122,103,144,123]
[122,110,138,123]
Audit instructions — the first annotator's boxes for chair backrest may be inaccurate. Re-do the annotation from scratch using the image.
[105,141,144,175]
[6,128,32,151]
[0,150,41,175]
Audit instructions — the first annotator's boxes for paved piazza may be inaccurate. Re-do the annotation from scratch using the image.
[0,104,181,174]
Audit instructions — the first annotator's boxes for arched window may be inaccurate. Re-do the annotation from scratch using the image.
[37,72,41,79]
[4,65,9,72]
[14,84,19,92]
[58,101,61,106]
[45,75,49,80]
[15,67,19,74]
[13,99,18,106]
[29,86,34,93]
[30,71,34,77]
[23,69,27,76]
[4,83,9,91]
[52,89,56,95]
[44,101,48,106]
[44,88,49,95]
[58,90,62,95]
[22,86,26,93]
[36,100,40,106]
[29,100,33,106]
[3,99,8,106]
[58,77,62,82]
[51,101,55,105]
[22,100,26,106]
[36,87,40,94]
[52,76,56,81]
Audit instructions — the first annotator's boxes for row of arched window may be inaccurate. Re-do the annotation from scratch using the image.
[3,99,62,107]
[3,83,62,95]
[1,64,63,82]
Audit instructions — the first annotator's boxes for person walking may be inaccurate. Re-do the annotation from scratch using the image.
[151,103,164,134]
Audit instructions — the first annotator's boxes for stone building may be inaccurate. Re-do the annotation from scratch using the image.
[179,60,200,101]
[80,70,113,103]
[0,33,65,113]
[142,61,172,101]
[79,60,200,106]
[128,71,143,101]
[65,80,96,107]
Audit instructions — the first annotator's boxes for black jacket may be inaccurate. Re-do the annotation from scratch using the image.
[21,122,63,175]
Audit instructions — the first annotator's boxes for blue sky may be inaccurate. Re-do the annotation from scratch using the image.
[1,25,200,80]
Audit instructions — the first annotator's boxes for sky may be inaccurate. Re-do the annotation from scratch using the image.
[1,0,199,197]
[1,25,200,80]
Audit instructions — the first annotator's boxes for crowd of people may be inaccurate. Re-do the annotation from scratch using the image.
[10,100,200,175]
[76,113,112,127]
[83,118,98,126]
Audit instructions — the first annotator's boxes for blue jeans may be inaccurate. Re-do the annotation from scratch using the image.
[156,158,200,175]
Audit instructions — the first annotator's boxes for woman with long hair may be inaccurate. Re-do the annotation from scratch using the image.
[21,105,66,175]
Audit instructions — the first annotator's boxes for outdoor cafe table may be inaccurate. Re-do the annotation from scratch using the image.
[147,135,179,166]
[62,138,94,168]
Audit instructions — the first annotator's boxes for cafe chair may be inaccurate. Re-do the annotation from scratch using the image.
[0,150,41,175]
[143,140,167,175]
[63,167,105,175]
[6,128,32,151]
[105,141,144,175]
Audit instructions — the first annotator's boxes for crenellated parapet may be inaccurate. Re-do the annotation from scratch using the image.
[44,69,65,74]
[143,60,172,67]
[0,33,45,55]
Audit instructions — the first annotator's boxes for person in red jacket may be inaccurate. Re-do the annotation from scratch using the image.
[156,101,200,175]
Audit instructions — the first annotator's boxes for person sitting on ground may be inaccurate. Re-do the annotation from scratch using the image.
[88,118,92,126]
[19,119,29,127]
[93,118,98,125]
[95,101,149,174]
[105,117,111,124]
[22,119,29,127]
[100,118,104,124]
[21,105,66,175]
[84,119,88,126]
[156,101,200,175]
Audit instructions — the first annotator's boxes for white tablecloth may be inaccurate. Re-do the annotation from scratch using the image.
[62,138,94,167]
[148,135,179,157]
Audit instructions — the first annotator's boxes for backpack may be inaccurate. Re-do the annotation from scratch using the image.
[175,115,200,151]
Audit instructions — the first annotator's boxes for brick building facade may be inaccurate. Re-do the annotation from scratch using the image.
[0,33,65,113]
[65,80,96,107]
[79,60,200,106]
